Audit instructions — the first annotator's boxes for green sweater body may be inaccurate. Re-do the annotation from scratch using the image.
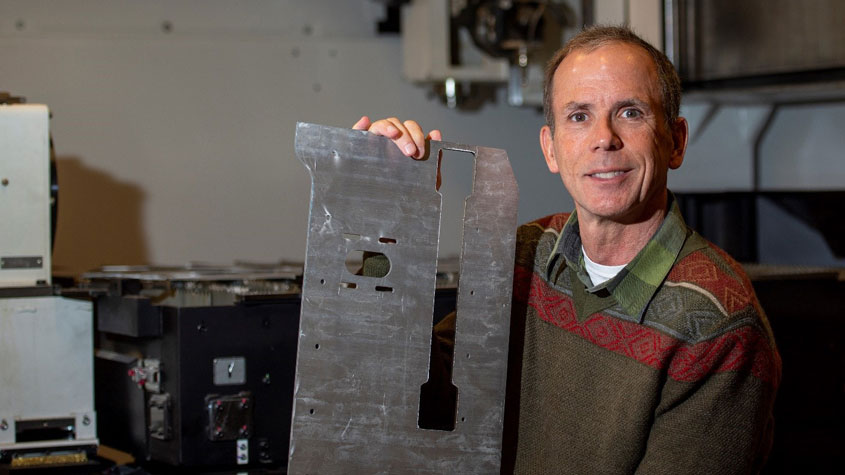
[509,212,780,474]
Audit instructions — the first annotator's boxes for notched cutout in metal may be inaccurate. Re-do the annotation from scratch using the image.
[417,346,458,431]
[293,122,518,473]
[417,148,474,433]
[340,282,357,289]
[378,237,397,244]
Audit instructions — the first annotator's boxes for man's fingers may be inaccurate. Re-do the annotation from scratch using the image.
[375,118,419,157]
[353,117,441,159]
[402,120,427,158]
[367,118,403,140]
[352,115,371,130]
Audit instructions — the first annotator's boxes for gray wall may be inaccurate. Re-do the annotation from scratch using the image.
[2,0,843,275]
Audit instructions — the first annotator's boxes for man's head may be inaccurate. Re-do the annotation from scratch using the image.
[539,25,688,226]
[543,25,681,132]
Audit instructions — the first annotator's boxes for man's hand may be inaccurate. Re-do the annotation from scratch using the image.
[352,116,442,160]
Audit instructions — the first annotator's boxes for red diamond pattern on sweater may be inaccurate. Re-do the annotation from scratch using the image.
[528,272,779,385]
[668,250,753,314]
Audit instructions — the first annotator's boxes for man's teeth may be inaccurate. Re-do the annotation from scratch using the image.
[591,171,625,179]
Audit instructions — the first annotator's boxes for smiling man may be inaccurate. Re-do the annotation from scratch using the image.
[540,33,686,267]
[355,25,780,474]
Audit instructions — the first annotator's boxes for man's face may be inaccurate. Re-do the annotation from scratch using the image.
[540,42,687,225]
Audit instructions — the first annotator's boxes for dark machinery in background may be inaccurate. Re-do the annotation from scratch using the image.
[675,192,845,265]
[452,0,572,64]
[86,265,302,472]
[85,263,461,473]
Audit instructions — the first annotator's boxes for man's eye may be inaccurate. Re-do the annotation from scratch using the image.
[621,109,641,119]
[569,112,588,122]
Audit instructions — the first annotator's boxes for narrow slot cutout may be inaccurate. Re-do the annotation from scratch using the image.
[378,237,397,244]
[340,282,357,289]
[418,149,474,431]
[375,286,393,292]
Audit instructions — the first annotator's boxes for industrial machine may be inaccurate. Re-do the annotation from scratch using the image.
[402,0,582,108]
[0,95,98,469]
[87,265,302,470]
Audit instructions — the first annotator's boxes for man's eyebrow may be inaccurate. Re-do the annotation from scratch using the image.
[561,99,652,112]
[562,101,591,112]
[614,98,651,110]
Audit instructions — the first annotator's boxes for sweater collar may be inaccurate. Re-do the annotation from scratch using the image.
[545,193,690,323]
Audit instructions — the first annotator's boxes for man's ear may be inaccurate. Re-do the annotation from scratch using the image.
[540,125,559,173]
[669,117,688,170]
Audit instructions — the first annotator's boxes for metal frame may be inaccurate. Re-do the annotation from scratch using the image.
[291,122,518,473]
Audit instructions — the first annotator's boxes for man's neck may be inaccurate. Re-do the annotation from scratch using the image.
[577,205,667,267]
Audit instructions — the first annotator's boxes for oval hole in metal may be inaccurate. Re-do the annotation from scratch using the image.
[345,250,390,278]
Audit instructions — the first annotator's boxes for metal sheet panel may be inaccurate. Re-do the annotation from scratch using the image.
[290,123,518,473]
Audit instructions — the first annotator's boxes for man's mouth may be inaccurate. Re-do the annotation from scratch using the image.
[588,170,627,179]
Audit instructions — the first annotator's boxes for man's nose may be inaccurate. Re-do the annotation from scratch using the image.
[590,116,622,151]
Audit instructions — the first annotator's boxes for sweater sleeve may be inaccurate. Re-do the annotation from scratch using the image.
[634,326,780,475]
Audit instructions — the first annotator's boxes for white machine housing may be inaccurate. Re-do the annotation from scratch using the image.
[0,103,52,287]
[0,296,97,452]
[0,101,97,460]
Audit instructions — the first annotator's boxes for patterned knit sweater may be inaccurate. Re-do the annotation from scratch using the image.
[501,210,782,474]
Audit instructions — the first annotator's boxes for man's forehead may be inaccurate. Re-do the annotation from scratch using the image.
[553,42,660,101]
[559,42,654,77]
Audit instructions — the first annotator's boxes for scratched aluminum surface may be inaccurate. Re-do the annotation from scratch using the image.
[291,122,518,473]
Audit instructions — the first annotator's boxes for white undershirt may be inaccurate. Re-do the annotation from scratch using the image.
[582,245,628,286]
